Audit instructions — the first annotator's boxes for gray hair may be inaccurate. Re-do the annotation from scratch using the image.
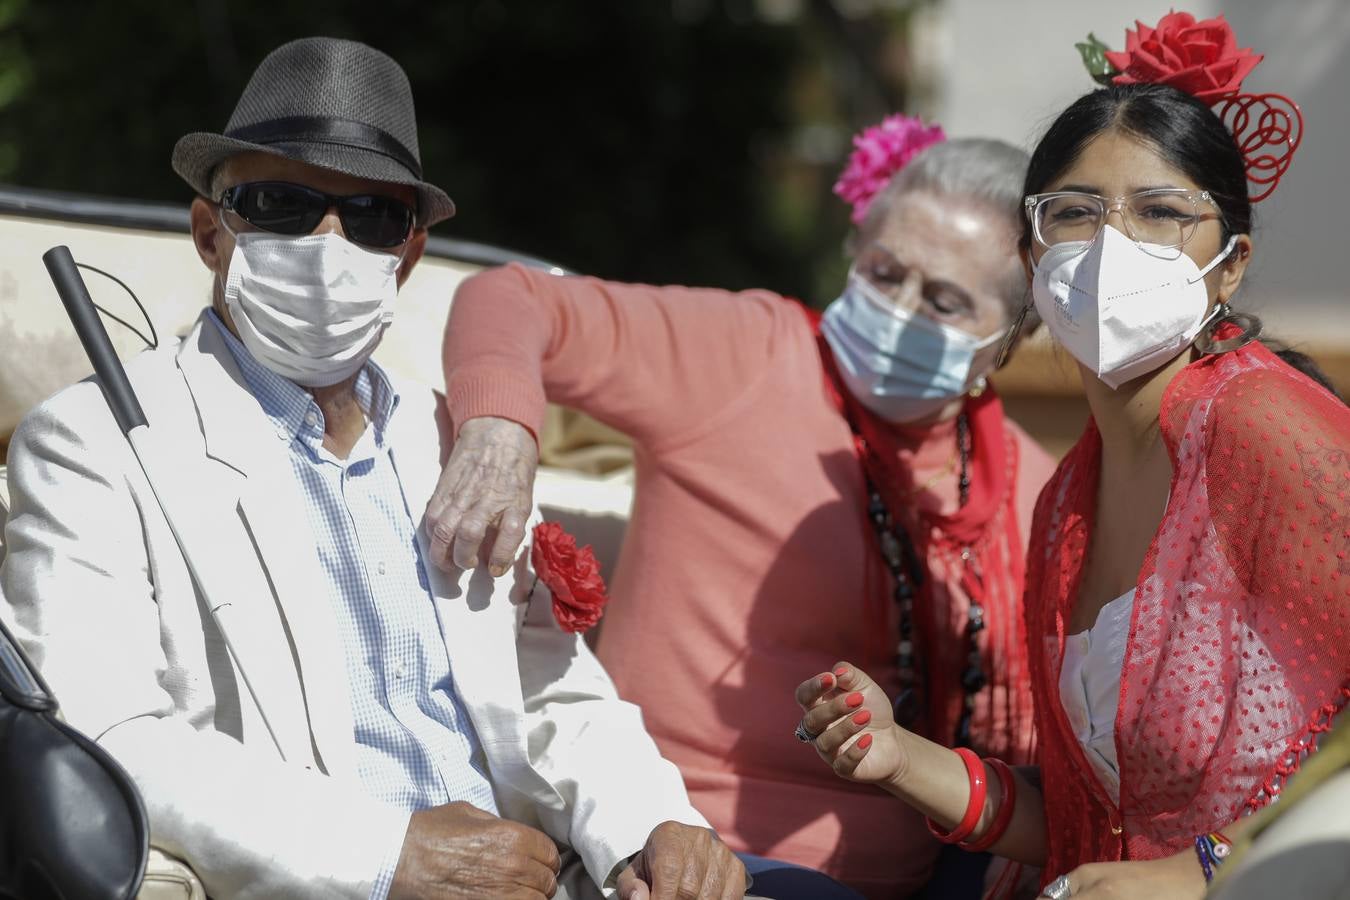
[855,137,1036,328]
[207,159,241,201]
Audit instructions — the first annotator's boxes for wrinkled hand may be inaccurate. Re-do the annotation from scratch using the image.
[1053,853,1206,899]
[389,801,561,900]
[425,416,539,576]
[794,661,907,786]
[615,822,745,900]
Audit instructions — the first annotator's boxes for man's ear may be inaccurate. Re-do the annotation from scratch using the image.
[189,197,228,276]
[395,227,430,288]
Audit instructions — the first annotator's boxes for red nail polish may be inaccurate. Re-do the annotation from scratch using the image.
[845,692,864,708]
[821,673,835,689]
[858,734,873,749]
[834,666,848,678]
[852,710,872,726]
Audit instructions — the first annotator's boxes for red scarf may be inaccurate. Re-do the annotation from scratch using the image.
[1026,333,1350,882]
[807,306,1035,762]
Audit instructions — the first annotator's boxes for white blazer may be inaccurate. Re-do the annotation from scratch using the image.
[0,312,706,899]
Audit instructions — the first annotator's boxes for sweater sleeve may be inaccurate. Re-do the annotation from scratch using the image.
[443,262,792,449]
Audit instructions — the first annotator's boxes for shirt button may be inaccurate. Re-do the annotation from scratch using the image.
[394,662,406,678]
[304,410,318,427]
[275,424,289,441]
[377,561,387,575]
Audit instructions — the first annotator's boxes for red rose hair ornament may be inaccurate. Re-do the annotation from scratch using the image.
[1101,11,1263,102]
[1076,10,1303,202]
[530,522,608,634]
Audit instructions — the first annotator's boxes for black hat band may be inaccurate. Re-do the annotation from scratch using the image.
[226,116,423,180]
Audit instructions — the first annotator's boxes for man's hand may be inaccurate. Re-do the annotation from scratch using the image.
[425,416,539,576]
[389,802,561,900]
[616,822,745,900]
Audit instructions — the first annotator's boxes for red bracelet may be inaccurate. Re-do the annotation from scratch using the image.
[926,747,986,844]
[960,757,1016,852]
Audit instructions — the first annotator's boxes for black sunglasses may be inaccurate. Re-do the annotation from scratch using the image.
[218,181,416,249]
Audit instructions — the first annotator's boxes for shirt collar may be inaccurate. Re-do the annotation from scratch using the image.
[206,309,401,451]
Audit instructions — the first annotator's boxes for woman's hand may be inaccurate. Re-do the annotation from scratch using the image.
[424,416,539,576]
[794,661,908,788]
[1051,852,1206,900]
[798,662,1052,867]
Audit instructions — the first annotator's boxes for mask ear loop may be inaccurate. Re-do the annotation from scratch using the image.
[1187,235,1240,284]
[1192,236,1262,355]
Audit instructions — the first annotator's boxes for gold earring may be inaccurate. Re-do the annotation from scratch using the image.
[993,302,1031,369]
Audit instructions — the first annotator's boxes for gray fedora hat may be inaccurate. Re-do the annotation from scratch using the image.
[172,36,454,225]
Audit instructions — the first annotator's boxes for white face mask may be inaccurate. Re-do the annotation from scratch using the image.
[821,273,1000,423]
[1031,225,1236,389]
[222,229,401,388]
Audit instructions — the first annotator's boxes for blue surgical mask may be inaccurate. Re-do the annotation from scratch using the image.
[821,273,1000,423]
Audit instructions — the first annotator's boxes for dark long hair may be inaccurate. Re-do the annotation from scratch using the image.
[1020,83,1250,249]
[1021,83,1343,401]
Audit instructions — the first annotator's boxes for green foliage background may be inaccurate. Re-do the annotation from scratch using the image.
[0,0,921,303]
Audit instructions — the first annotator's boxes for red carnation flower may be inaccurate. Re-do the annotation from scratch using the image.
[530,522,608,634]
[1104,11,1262,103]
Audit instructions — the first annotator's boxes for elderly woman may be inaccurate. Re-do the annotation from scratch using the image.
[428,132,1057,897]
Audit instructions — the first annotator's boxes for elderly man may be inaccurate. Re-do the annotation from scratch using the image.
[0,38,746,900]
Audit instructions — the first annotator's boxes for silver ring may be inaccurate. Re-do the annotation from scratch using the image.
[1040,875,1072,899]
[794,718,819,743]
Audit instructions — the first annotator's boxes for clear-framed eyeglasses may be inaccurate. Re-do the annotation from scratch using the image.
[1024,189,1223,258]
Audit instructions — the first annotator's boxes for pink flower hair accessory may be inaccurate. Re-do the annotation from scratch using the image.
[833,114,946,226]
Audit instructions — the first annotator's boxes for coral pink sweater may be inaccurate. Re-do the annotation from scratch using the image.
[445,264,1056,897]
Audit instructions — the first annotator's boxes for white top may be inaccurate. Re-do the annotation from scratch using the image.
[1058,589,1135,804]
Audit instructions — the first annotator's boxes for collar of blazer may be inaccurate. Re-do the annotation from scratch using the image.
[169,314,356,775]
[168,313,549,797]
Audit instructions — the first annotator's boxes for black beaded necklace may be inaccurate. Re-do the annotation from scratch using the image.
[860,411,988,749]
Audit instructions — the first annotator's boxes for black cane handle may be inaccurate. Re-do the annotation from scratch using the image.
[42,245,148,434]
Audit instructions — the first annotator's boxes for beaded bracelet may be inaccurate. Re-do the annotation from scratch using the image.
[1193,831,1233,883]
[961,757,1016,852]
[926,747,986,845]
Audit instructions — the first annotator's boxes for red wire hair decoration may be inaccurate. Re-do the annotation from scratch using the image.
[1212,92,1304,203]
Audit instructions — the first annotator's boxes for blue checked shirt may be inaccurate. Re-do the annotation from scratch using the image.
[209,313,498,899]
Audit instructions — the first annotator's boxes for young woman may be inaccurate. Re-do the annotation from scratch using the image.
[795,55,1349,900]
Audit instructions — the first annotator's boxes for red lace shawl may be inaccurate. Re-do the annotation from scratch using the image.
[1027,337,1350,878]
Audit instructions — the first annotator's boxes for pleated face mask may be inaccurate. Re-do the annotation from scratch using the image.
[1032,225,1235,389]
[821,273,1000,422]
[222,229,400,387]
